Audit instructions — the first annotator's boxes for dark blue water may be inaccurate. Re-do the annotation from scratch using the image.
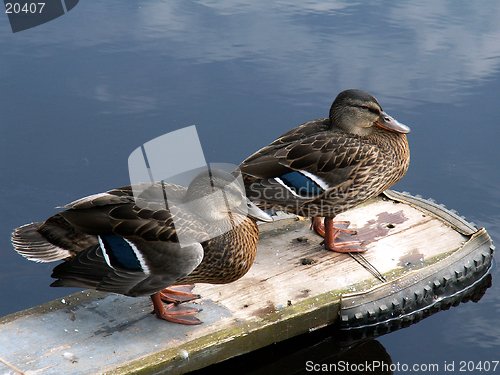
[1,1,499,373]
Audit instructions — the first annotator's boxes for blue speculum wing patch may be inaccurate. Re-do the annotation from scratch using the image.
[100,235,142,271]
[279,171,324,197]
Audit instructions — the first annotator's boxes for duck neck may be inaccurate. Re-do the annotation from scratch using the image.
[368,128,409,154]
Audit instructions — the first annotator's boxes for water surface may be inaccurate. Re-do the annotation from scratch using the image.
[1,1,499,373]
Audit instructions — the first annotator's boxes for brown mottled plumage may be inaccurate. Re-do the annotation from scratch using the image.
[239,89,410,252]
[181,218,259,285]
[12,169,271,324]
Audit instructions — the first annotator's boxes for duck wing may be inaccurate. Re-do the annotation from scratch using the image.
[14,182,206,296]
[59,182,211,244]
[50,240,203,297]
[239,119,376,210]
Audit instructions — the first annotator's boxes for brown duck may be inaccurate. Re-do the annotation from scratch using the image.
[12,169,271,324]
[239,89,410,252]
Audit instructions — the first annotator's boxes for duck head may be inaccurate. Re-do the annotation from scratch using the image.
[329,89,410,137]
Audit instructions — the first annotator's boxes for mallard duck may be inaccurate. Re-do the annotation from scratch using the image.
[239,89,410,252]
[12,169,271,324]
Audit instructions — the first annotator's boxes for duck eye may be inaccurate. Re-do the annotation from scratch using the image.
[359,105,380,115]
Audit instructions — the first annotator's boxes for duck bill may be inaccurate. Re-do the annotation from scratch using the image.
[375,111,411,134]
[244,198,273,222]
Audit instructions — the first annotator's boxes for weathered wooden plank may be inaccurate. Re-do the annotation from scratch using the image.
[0,192,493,375]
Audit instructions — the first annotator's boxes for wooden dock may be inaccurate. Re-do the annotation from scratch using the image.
[0,191,494,374]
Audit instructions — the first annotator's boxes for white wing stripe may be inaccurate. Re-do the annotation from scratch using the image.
[98,236,151,275]
[124,238,151,275]
[299,170,330,190]
[274,177,303,198]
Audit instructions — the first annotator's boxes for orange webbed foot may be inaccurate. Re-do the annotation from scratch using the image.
[312,217,364,253]
[151,292,202,325]
[159,284,201,304]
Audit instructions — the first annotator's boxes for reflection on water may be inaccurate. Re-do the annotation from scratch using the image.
[1,0,500,373]
[3,1,500,112]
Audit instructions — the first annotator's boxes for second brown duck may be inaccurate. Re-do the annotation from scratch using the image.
[239,89,410,252]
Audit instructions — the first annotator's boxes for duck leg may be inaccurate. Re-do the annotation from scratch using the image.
[159,284,201,303]
[151,292,202,325]
[311,217,365,253]
[311,217,357,236]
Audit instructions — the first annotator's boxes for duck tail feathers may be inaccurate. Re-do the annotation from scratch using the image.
[12,222,73,263]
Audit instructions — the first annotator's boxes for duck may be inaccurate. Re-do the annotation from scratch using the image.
[12,168,272,324]
[239,89,410,253]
